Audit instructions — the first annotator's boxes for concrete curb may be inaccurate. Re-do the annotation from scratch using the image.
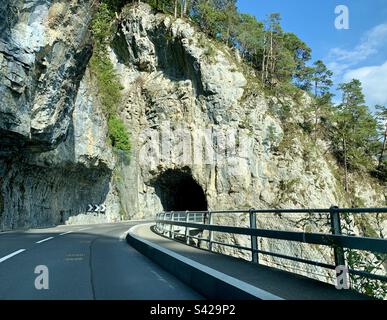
[127,223,283,300]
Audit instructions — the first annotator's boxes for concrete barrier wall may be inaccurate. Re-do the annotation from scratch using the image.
[127,224,283,300]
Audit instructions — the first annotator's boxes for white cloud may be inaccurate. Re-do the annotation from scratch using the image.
[327,23,387,76]
[343,60,387,106]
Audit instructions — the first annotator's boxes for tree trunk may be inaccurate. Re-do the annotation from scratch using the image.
[268,29,273,84]
[343,138,349,192]
[181,0,187,18]
[314,102,319,143]
[379,123,387,167]
[174,0,178,18]
[261,35,266,83]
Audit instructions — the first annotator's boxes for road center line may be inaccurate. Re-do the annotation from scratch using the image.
[36,237,54,244]
[0,249,26,263]
[59,231,73,236]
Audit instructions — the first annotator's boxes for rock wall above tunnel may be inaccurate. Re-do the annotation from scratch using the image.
[110,3,385,219]
[0,2,385,231]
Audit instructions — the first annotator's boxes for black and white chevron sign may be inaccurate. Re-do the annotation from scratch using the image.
[87,204,106,213]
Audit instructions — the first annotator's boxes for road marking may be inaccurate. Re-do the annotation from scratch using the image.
[36,237,54,244]
[65,253,85,262]
[77,227,90,231]
[129,224,284,300]
[59,231,72,236]
[0,249,26,263]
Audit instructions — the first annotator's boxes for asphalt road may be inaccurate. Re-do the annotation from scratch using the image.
[0,222,203,300]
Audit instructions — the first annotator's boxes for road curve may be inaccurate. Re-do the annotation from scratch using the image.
[0,222,203,300]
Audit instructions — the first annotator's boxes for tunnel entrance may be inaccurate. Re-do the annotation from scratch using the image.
[153,169,208,212]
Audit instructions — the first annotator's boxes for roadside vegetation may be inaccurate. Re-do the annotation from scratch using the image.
[90,1,131,159]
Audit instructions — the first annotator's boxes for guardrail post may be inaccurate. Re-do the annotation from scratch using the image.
[162,212,167,234]
[185,211,190,245]
[330,206,346,268]
[249,208,259,264]
[170,212,175,239]
[207,211,213,251]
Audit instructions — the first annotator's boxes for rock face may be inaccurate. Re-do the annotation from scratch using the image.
[111,4,385,218]
[0,1,385,296]
[0,2,385,284]
[0,1,385,226]
[0,0,119,229]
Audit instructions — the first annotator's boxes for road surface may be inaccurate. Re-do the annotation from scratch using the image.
[0,222,203,300]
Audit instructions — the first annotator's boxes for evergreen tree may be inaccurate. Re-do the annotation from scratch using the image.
[375,105,387,167]
[235,14,264,64]
[307,60,334,141]
[283,32,311,87]
[331,79,378,191]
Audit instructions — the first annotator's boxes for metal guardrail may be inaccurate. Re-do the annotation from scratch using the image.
[155,207,387,284]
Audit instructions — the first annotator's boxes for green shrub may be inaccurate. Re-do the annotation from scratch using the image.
[108,115,131,153]
[91,3,115,53]
[89,54,122,116]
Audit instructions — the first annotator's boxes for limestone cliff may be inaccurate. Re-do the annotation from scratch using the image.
[0,1,385,293]
[0,1,385,229]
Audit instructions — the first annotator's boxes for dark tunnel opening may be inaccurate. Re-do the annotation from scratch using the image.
[153,169,208,212]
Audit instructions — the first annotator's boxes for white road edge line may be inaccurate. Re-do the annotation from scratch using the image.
[0,249,26,263]
[59,231,73,236]
[129,223,284,300]
[36,237,54,244]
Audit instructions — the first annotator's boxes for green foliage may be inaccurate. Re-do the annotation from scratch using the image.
[371,160,387,181]
[108,115,131,153]
[89,54,123,116]
[346,249,387,299]
[330,79,378,172]
[91,3,115,53]
[90,1,130,158]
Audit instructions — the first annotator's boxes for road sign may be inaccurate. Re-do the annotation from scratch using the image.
[87,204,106,213]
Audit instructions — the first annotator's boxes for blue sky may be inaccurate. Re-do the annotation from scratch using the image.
[236,0,387,107]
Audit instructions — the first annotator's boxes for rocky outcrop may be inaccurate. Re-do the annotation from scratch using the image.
[0,0,119,229]
[0,2,385,296]
[0,2,385,238]
[109,4,385,218]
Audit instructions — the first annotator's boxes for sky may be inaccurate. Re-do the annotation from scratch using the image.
[236,0,387,108]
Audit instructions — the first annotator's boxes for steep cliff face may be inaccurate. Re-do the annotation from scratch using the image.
[0,3,385,230]
[0,0,119,229]
[0,1,385,296]
[103,4,386,287]
[110,4,385,218]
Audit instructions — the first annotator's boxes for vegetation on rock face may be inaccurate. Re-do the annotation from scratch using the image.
[330,80,379,191]
[90,1,131,158]
[108,115,131,153]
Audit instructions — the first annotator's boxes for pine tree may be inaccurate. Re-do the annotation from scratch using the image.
[331,79,378,191]
[308,60,333,142]
[375,105,387,167]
